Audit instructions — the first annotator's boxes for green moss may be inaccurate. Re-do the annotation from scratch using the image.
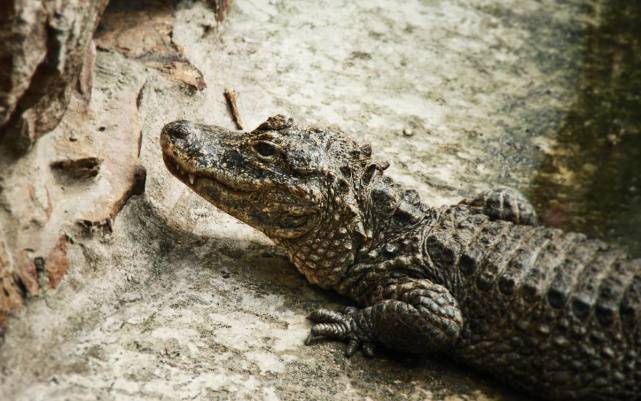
[530,1,641,256]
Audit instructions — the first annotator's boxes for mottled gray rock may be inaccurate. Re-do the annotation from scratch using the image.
[0,0,234,343]
[0,0,109,154]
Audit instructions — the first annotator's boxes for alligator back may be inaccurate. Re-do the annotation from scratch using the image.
[423,205,641,400]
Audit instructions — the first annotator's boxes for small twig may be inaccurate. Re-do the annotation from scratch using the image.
[224,88,244,130]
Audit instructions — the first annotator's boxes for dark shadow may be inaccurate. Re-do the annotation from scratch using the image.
[528,1,641,257]
[135,195,532,400]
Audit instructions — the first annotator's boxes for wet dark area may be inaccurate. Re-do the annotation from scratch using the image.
[529,1,641,257]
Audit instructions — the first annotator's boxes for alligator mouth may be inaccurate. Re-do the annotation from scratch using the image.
[162,152,252,197]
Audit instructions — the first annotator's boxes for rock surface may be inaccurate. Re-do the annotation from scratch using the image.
[0,0,633,400]
[0,0,109,153]
[0,50,146,333]
[0,0,111,331]
[95,0,208,92]
[0,0,230,344]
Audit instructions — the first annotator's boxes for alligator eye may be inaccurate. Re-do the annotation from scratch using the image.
[254,141,278,158]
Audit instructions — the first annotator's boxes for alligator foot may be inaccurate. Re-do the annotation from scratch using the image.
[460,186,538,225]
[305,307,377,357]
[305,280,463,357]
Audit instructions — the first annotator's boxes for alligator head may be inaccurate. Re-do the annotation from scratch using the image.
[160,115,391,286]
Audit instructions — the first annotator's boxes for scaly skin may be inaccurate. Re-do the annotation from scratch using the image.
[160,115,641,401]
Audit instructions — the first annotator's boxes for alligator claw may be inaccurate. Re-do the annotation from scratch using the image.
[305,307,376,357]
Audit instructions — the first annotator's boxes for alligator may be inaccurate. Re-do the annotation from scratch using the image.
[160,115,641,401]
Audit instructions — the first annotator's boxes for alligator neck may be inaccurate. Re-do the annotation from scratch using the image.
[277,196,362,290]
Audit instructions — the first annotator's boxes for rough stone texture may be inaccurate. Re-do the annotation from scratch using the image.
[207,0,232,22]
[0,47,146,333]
[0,0,632,400]
[95,0,208,92]
[0,0,109,153]
[0,0,233,344]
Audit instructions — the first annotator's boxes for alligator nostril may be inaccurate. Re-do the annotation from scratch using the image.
[163,121,191,140]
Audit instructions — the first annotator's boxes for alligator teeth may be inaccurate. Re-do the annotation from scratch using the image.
[189,174,195,185]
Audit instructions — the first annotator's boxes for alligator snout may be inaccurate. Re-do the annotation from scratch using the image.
[161,120,197,142]
[160,119,240,182]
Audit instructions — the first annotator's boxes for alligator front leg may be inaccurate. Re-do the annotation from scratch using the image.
[460,187,538,225]
[305,279,463,356]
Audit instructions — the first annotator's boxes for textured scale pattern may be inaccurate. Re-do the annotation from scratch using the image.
[424,205,640,400]
[160,115,641,401]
